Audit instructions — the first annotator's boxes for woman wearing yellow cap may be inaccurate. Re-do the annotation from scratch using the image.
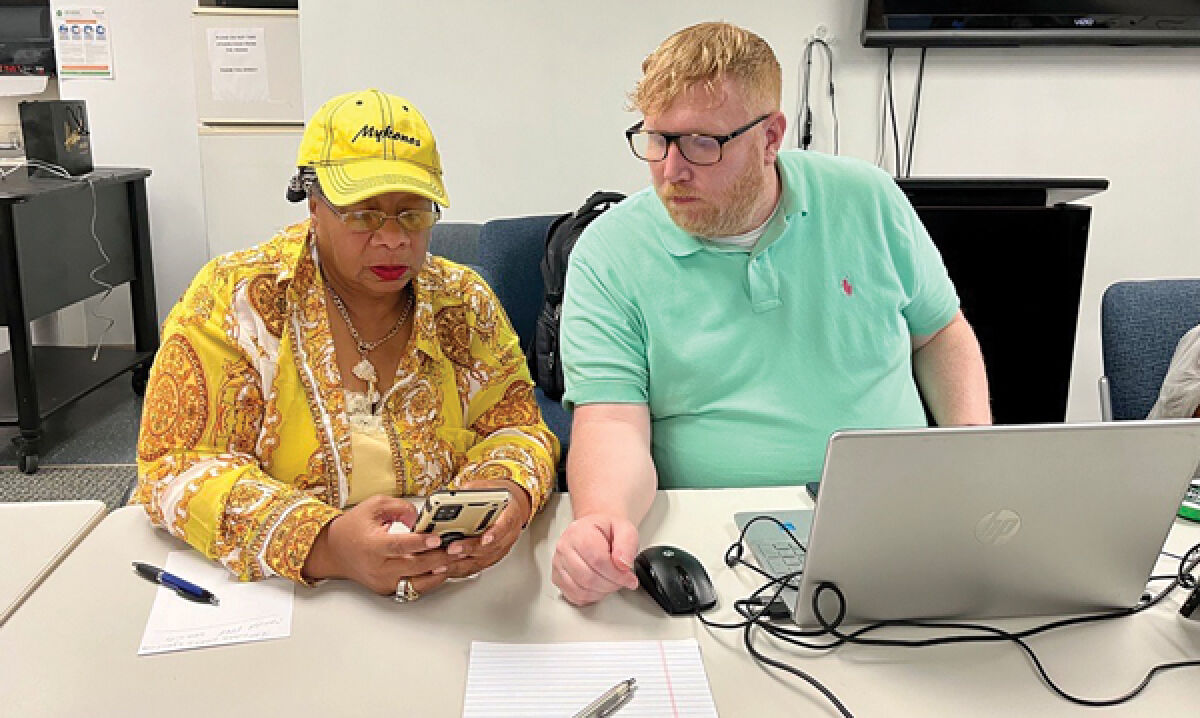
[132,89,559,602]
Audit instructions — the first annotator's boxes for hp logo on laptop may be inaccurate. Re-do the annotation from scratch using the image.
[975,509,1021,545]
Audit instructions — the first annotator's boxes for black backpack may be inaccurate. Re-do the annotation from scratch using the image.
[530,191,625,400]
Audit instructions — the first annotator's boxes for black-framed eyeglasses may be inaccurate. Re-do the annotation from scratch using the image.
[316,190,441,233]
[625,114,770,166]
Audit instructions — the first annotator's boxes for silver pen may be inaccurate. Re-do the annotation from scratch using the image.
[572,677,637,718]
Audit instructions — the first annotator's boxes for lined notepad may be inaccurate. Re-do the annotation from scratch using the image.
[462,639,719,717]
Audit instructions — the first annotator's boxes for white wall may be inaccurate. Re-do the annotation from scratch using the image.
[50,0,208,331]
[300,0,1200,422]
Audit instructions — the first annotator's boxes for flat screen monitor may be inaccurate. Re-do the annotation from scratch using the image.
[862,1,1200,47]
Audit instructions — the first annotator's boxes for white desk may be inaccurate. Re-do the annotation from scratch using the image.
[0,499,106,625]
[1,489,1197,716]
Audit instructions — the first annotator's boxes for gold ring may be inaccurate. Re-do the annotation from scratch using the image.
[394,578,420,603]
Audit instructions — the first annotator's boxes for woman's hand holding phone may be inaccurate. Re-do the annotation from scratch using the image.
[301,495,452,596]
[301,482,535,595]
[441,479,533,579]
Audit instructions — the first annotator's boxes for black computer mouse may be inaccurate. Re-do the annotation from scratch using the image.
[633,545,717,615]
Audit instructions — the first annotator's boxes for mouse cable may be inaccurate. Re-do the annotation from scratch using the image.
[0,159,116,360]
[695,576,856,718]
[711,528,1200,710]
[801,542,1200,707]
[723,514,806,587]
[698,515,854,717]
[747,542,1197,650]
[698,541,1187,713]
[771,544,1199,652]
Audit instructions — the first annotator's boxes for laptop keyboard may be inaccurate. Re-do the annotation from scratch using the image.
[734,509,813,589]
[748,537,807,578]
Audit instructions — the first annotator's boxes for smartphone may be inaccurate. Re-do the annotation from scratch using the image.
[412,488,511,546]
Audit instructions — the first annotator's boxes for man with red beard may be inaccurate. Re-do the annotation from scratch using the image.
[550,22,990,606]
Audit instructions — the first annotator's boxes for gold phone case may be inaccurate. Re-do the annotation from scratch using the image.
[413,489,510,544]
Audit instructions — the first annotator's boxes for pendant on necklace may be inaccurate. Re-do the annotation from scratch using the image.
[352,356,377,384]
[352,355,382,408]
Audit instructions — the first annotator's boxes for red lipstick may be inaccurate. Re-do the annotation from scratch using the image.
[371,265,408,281]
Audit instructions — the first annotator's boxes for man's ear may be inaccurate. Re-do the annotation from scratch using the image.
[763,111,788,165]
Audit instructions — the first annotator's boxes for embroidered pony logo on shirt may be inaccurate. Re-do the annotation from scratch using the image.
[841,277,854,296]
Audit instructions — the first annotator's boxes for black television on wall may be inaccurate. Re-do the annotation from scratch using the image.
[862,1,1200,47]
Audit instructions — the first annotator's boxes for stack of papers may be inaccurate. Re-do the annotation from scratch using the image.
[463,639,718,717]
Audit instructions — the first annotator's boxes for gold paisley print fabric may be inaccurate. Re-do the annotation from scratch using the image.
[138,335,208,462]
[435,305,473,365]
[133,219,559,584]
[246,274,287,338]
[473,382,541,436]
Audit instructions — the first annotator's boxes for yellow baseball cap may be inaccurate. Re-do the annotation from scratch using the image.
[295,89,449,208]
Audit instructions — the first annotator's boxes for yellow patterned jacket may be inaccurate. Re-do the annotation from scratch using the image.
[133,220,560,583]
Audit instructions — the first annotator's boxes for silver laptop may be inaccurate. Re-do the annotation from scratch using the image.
[735,420,1200,627]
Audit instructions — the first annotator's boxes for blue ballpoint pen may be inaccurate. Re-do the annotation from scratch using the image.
[132,561,220,606]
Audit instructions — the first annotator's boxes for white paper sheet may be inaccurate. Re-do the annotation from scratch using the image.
[462,639,719,718]
[207,27,269,103]
[137,550,294,656]
[55,7,115,79]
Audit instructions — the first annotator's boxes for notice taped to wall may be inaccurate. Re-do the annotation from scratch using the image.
[207,27,269,103]
[55,7,115,79]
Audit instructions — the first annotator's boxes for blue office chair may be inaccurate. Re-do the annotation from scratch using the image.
[476,216,573,453]
[429,222,481,268]
[1099,279,1200,420]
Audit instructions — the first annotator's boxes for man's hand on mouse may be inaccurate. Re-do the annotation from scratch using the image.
[552,513,640,605]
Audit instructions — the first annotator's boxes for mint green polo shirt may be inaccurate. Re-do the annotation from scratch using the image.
[561,151,959,488]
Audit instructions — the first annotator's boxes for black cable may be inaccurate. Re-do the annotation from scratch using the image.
[809,582,1200,708]
[798,38,838,154]
[742,621,855,718]
[799,39,815,149]
[696,571,853,716]
[809,542,1199,647]
[706,522,1200,711]
[885,48,900,175]
[904,47,927,178]
[804,542,1200,706]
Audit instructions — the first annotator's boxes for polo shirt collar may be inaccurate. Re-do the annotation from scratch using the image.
[775,151,810,221]
[751,153,810,257]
